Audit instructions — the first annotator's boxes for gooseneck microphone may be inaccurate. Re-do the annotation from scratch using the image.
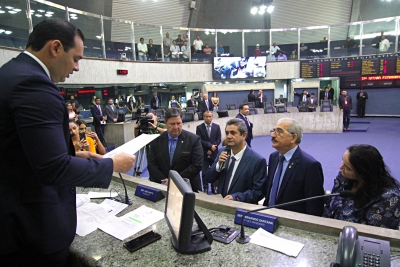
[114,172,133,205]
[218,146,231,171]
[236,191,355,244]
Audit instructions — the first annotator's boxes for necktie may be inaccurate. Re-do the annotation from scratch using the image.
[325,93,328,99]
[206,124,211,138]
[268,155,285,206]
[169,138,177,166]
[245,116,250,126]
[155,97,158,107]
[303,95,306,102]
[224,157,236,196]
[97,105,102,116]
[206,100,209,110]
[111,105,114,111]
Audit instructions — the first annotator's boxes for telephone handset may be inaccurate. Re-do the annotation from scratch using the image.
[335,226,390,267]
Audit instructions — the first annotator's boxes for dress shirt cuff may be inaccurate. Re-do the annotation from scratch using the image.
[216,162,222,172]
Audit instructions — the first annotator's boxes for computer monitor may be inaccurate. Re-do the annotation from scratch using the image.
[164,170,213,254]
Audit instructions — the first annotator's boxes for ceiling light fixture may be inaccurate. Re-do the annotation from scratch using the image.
[251,0,274,15]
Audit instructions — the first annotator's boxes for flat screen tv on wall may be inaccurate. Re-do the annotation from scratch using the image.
[213,56,266,80]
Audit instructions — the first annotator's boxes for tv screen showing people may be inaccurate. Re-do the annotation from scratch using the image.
[213,56,267,79]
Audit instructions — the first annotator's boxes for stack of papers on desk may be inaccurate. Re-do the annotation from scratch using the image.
[250,228,304,257]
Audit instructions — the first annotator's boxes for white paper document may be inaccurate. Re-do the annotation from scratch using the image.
[249,228,304,257]
[76,202,117,237]
[103,134,160,158]
[76,194,90,208]
[98,205,164,240]
[98,199,128,216]
[87,191,118,199]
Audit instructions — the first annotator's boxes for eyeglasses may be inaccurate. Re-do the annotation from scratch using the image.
[269,128,293,136]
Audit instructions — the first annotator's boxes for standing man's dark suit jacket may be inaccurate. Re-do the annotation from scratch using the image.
[356,92,368,104]
[0,53,113,256]
[248,93,256,104]
[147,130,203,192]
[105,104,118,123]
[151,96,160,110]
[199,99,213,113]
[90,104,106,144]
[186,99,196,108]
[196,123,222,162]
[235,113,253,147]
[294,92,310,105]
[338,95,353,110]
[207,147,267,204]
[263,147,325,216]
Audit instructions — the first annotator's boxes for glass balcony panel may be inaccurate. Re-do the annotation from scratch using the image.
[190,29,215,63]
[329,25,359,58]
[271,29,298,61]
[361,19,396,55]
[131,24,162,61]
[216,30,241,57]
[162,26,188,62]
[299,27,328,59]
[244,30,269,58]
[0,0,29,49]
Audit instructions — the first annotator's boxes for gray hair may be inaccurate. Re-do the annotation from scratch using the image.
[165,108,182,122]
[277,118,303,144]
[226,118,247,135]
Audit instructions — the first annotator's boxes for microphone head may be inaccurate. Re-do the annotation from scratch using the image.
[339,191,354,198]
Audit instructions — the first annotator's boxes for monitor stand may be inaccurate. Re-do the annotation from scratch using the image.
[185,210,213,254]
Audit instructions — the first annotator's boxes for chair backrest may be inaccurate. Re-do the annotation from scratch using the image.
[245,102,255,108]
[217,110,229,118]
[226,103,236,110]
[286,101,293,107]
[264,106,276,113]
[265,101,273,108]
[182,112,194,122]
[249,107,258,115]
[320,105,333,112]
[276,106,286,113]
[155,109,164,116]
[321,100,331,107]
[186,107,196,114]
[299,101,307,107]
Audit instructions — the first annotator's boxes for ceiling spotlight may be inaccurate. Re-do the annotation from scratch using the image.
[251,1,274,15]
[251,7,258,14]
[8,10,17,14]
[5,31,12,34]
[45,13,52,17]
[37,9,45,13]
[35,14,42,17]
[258,9,265,15]
[267,5,274,13]
[0,10,5,14]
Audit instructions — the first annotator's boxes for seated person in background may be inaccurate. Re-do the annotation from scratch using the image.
[76,120,106,155]
[277,50,287,61]
[217,43,224,55]
[300,43,307,51]
[71,102,80,114]
[181,40,190,59]
[289,50,297,60]
[168,95,181,108]
[67,102,77,121]
[186,95,197,108]
[254,44,262,57]
[207,118,267,204]
[170,40,180,59]
[203,44,212,54]
[320,37,328,42]
[147,39,158,61]
[323,144,400,230]
[342,36,357,49]
[306,93,318,112]
[278,94,286,104]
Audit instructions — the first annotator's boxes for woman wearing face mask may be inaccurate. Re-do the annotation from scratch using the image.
[323,144,400,229]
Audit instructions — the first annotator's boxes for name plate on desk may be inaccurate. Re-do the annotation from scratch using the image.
[234,209,278,233]
[135,185,165,202]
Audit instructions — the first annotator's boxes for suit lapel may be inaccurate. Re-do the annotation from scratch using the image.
[277,148,300,200]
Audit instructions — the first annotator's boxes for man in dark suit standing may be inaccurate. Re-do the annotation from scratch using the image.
[150,91,160,110]
[90,97,106,145]
[196,92,204,112]
[196,111,221,193]
[235,104,253,147]
[207,119,267,204]
[186,95,197,108]
[263,118,324,216]
[0,18,135,266]
[247,89,256,105]
[199,94,212,113]
[294,89,310,106]
[104,98,118,123]
[356,88,368,118]
[338,90,353,131]
[147,108,203,192]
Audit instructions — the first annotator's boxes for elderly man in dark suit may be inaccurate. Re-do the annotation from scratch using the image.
[196,111,221,193]
[150,91,160,110]
[338,90,353,131]
[356,88,368,118]
[264,118,324,216]
[235,104,253,147]
[147,108,203,192]
[0,18,135,266]
[207,119,267,204]
[104,98,118,123]
[90,97,106,145]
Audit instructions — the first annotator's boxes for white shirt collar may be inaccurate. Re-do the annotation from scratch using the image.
[24,51,51,79]
[231,145,246,160]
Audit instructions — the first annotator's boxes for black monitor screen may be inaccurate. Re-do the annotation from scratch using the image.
[213,56,267,79]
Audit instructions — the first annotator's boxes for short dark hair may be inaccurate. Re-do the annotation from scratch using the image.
[311,93,315,96]
[239,103,248,110]
[226,118,247,135]
[140,37,144,41]
[95,97,101,101]
[165,107,182,122]
[26,18,84,52]
[250,89,254,93]
[76,120,87,127]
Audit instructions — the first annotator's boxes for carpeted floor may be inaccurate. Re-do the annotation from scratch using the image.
[128,117,400,191]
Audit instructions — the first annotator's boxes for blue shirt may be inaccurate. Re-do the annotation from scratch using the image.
[275,146,298,193]
[217,47,224,54]
[323,172,400,230]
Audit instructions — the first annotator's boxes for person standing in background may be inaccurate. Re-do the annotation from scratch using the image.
[339,90,353,131]
[356,88,368,118]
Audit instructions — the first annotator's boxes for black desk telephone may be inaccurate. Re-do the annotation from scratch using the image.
[334,226,390,267]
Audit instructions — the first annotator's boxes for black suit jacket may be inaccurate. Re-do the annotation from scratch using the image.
[338,95,353,110]
[199,99,213,112]
[105,104,118,123]
[248,93,256,103]
[90,104,105,126]
[208,147,267,204]
[235,113,253,145]
[263,147,325,216]
[294,92,310,105]
[147,130,203,192]
[186,99,197,108]
[151,96,160,109]
[196,123,222,162]
[356,92,368,104]
[0,53,113,255]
